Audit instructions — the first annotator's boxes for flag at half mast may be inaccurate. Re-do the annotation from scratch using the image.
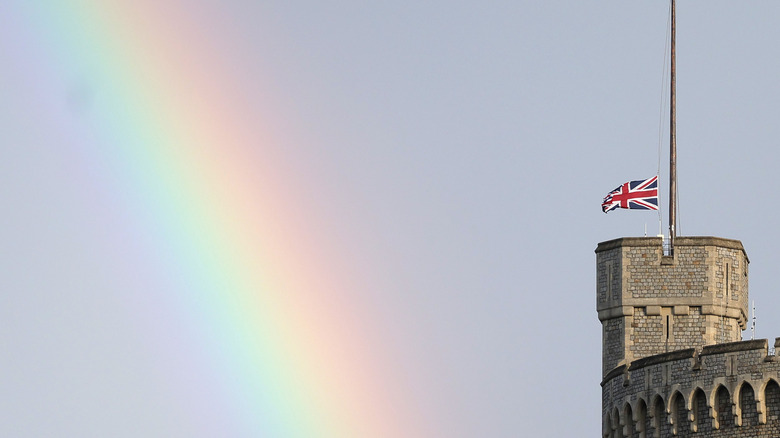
[602,176,659,213]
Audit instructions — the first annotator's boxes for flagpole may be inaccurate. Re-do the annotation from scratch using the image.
[669,0,677,255]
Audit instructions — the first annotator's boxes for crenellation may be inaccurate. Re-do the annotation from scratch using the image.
[601,339,780,437]
[595,236,774,437]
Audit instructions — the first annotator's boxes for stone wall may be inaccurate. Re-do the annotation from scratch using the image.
[596,237,749,377]
[602,339,780,438]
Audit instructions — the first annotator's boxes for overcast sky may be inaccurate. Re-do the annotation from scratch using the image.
[4,1,780,437]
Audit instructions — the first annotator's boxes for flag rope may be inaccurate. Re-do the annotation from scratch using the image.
[656,1,672,238]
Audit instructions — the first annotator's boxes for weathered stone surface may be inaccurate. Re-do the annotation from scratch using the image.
[596,237,749,376]
[602,339,780,438]
[595,236,778,437]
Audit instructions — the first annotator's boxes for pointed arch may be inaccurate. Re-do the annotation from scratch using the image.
[733,380,748,426]
[613,407,624,438]
[737,381,759,427]
[713,384,734,430]
[650,394,666,438]
[633,398,648,438]
[603,411,612,438]
[667,390,687,435]
[622,402,634,437]
[764,378,780,424]
[755,378,778,424]
[688,387,709,433]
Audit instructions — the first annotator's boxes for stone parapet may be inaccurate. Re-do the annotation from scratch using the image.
[601,338,780,437]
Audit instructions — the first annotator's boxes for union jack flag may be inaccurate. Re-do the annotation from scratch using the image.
[602,176,659,213]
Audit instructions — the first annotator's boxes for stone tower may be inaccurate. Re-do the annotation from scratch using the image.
[591,236,780,438]
[595,237,780,438]
[596,236,749,377]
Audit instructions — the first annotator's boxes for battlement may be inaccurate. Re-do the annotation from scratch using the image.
[596,237,749,376]
[601,338,780,437]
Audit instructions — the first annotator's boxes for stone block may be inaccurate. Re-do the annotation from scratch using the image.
[673,305,690,315]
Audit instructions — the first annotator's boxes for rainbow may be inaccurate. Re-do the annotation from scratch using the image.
[7,2,423,436]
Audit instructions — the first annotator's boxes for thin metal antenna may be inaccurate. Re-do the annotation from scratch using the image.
[751,301,756,340]
[669,0,677,255]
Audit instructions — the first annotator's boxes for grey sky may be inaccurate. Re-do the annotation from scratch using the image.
[3,1,780,437]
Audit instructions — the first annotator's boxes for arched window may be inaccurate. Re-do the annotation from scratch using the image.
[765,379,780,424]
[604,412,612,438]
[635,399,648,438]
[613,407,624,438]
[669,391,689,435]
[623,403,634,438]
[738,382,758,427]
[651,395,667,438]
[691,388,709,433]
[715,385,734,429]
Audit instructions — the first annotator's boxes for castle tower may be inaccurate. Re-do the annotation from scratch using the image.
[596,236,749,377]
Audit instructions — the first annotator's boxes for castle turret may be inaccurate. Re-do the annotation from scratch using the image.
[596,236,749,377]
